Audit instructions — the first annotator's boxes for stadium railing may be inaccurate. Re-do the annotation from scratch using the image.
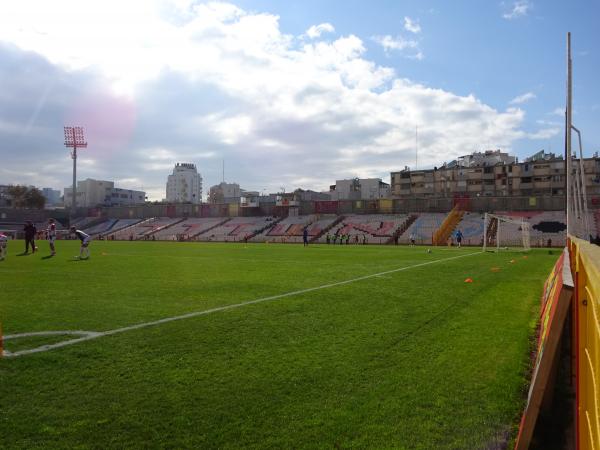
[568,237,600,450]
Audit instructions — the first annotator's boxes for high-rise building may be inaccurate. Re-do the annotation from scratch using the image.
[166,163,203,204]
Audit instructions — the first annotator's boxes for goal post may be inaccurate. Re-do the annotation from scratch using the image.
[483,213,531,252]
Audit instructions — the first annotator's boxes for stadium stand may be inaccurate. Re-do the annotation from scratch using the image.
[399,213,446,244]
[58,209,574,246]
[494,211,567,247]
[453,212,486,246]
[198,217,277,242]
[70,217,98,229]
[254,215,338,243]
[318,214,410,244]
[153,218,224,241]
[109,218,183,240]
[80,219,118,235]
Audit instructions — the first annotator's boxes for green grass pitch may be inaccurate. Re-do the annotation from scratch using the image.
[0,240,557,449]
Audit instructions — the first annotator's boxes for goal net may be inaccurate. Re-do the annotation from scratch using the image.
[483,213,530,251]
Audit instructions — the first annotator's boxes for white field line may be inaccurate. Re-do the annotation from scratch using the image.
[3,251,481,358]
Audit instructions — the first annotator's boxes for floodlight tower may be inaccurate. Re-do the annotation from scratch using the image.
[64,126,87,214]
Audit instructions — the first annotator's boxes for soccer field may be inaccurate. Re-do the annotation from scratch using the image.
[0,240,557,449]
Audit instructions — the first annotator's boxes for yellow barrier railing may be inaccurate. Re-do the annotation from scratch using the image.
[569,237,600,450]
[432,205,464,245]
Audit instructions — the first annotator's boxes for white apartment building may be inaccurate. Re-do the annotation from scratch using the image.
[166,163,203,204]
[64,179,145,207]
[329,178,390,200]
[209,182,241,203]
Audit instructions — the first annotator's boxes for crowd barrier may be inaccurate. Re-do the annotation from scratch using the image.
[569,237,600,450]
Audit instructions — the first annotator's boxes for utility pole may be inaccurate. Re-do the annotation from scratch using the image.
[565,32,572,235]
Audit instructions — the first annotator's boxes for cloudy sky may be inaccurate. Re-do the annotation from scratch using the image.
[0,0,598,200]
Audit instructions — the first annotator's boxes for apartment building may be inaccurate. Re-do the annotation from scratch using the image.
[391,152,600,198]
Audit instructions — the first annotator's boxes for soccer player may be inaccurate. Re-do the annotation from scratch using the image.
[70,226,92,259]
[455,229,463,248]
[0,231,8,260]
[303,228,309,247]
[47,218,57,256]
[23,221,37,254]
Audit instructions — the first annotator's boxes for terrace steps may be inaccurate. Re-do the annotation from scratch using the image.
[388,214,418,244]
[310,215,345,243]
[145,217,187,237]
[246,216,284,241]
[188,218,231,240]
[109,218,151,239]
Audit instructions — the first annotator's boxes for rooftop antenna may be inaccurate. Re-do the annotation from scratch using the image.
[222,159,225,183]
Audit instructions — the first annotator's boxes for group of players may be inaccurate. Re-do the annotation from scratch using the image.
[0,219,92,261]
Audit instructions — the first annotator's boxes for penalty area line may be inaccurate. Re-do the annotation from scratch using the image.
[4,251,482,358]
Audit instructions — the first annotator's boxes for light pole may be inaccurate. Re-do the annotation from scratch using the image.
[64,126,87,215]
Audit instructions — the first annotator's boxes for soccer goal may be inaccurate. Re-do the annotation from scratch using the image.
[483,213,530,251]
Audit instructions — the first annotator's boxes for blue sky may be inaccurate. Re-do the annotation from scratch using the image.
[0,0,598,200]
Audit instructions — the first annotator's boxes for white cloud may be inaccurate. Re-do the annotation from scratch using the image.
[404,17,421,34]
[527,127,560,140]
[0,1,529,198]
[373,35,418,51]
[550,107,565,117]
[509,92,536,104]
[503,1,532,20]
[305,23,335,39]
[536,119,560,126]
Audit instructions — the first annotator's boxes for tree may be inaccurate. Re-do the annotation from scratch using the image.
[6,185,27,208]
[6,185,46,209]
[25,187,46,209]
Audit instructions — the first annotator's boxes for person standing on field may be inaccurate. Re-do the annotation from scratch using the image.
[70,226,92,259]
[47,218,57,256]
[23,221,37,254]
[303,227,309,247]
[455,229,463,248]
[0,231,8,260]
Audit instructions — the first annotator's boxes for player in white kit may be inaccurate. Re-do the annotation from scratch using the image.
[47,218,57,256]
[70,226,92,259]
[0,232,8,260]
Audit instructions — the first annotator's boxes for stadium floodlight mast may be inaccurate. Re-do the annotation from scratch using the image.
[64,126,87,214]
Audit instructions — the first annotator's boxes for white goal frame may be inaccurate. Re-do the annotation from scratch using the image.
[483,213,531,252]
